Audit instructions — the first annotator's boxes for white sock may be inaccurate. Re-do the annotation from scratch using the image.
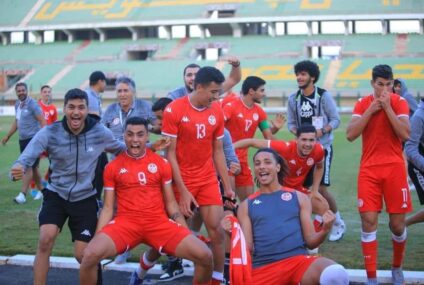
[212,271,224,281]
[319,264,349,285]
[335,211,342,223]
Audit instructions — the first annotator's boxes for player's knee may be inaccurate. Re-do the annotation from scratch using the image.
[37,235,55,253]
[207,225,225,243]
[389,222,406,236]
[195,246,213,267]
[80,247,101,267]
[319,264,349,285]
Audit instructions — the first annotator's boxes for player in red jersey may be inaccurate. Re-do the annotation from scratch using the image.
[30,85,58,199]
[346,65,411,285]
[79,117,213,285]
[38,85,58,125]
[233,124,329,216]
[162,66,235,285]
[222,76,282,201]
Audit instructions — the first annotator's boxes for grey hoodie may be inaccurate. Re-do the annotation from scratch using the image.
[287,87,340,148]
[398,78,418,116]
[405,100,424,171]
[15,116,125,202]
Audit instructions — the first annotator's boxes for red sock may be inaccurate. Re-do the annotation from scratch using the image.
[392,239,406,268]
[30,180,36,189]
[44,170,49,181]
[362,240,378,278]
[313,219,322,232]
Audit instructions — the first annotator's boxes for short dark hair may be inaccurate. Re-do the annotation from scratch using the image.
[194,66,225,89]
[64,88,88,106]
[241,76,266,95]
[15,82,27,91]
[89,71,106,86]
[125,116,149,131]
[372,64,393,81]
[296,124,317,137]
[253,148,289,187]
[394,79,401,86]
[294,60,320,84]
[183,63,201,76]
[152,97,173,112]
[40,85,51,92]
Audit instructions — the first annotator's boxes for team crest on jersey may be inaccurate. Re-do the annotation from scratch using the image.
[357,199,364,208]
[208,115,216,125]
[50,110,55,115]
[148,163,158,174]
[281,192,292,201]
[253,113,259,121]
[307,158,314,166]
[112,117,120,126]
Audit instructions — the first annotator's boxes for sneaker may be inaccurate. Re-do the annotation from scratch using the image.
[129,271,143,285]
[158,258,184,282]
[367,278,378,285]
[114,251,131,264]
[14,192,26,204]
[34,191,43,200]
[182,259,194,268]
[328,219,346,241]
[392,267,405,285]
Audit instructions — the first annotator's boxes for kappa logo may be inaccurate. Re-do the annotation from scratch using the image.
[182,116,190,122]
[252,199,262,205]
[165,107,172,113]
[237,113,243,118]
[296,167,302,176]
[289,159,296,165]
[119,168,128,175]
[80,229,91,237]
[87,146,94,152]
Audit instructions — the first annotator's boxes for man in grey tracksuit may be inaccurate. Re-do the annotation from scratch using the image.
[405,99,424,226]
[287,60,345,242]
[10,88,125,285]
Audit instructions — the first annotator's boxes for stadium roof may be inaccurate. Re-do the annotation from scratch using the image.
[1,0,423,32]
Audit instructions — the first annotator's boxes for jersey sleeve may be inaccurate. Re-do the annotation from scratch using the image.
[52,106,58,123]
[394,96,410,117]
[161,158,173,185]
[161,102,179,137]
[269,140,289,156]
[214,106,225,140]
[103,163,116,191]
[222,102,233,122]
[315,143,325,163]
[352,98,366,117]
[257,107,270,131]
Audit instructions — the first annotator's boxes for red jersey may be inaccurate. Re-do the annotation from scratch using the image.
[103,149,172,217]
[162,96,225,186]
[38,99,58,125]
[352,94,409,167]
[223,98,268,163]
[220,91,240,107]
[269,140,324,190]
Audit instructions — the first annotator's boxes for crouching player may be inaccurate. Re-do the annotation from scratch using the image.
[79,117,213,285]
[222,148,349,285]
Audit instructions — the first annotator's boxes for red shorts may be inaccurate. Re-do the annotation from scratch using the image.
[174,180,223,206]
[358,163,413,213]
[235,161,254,187]
[252,255,318,285]
[100,215,190,255]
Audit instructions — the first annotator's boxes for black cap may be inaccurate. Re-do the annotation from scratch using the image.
[89,71,106,85]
